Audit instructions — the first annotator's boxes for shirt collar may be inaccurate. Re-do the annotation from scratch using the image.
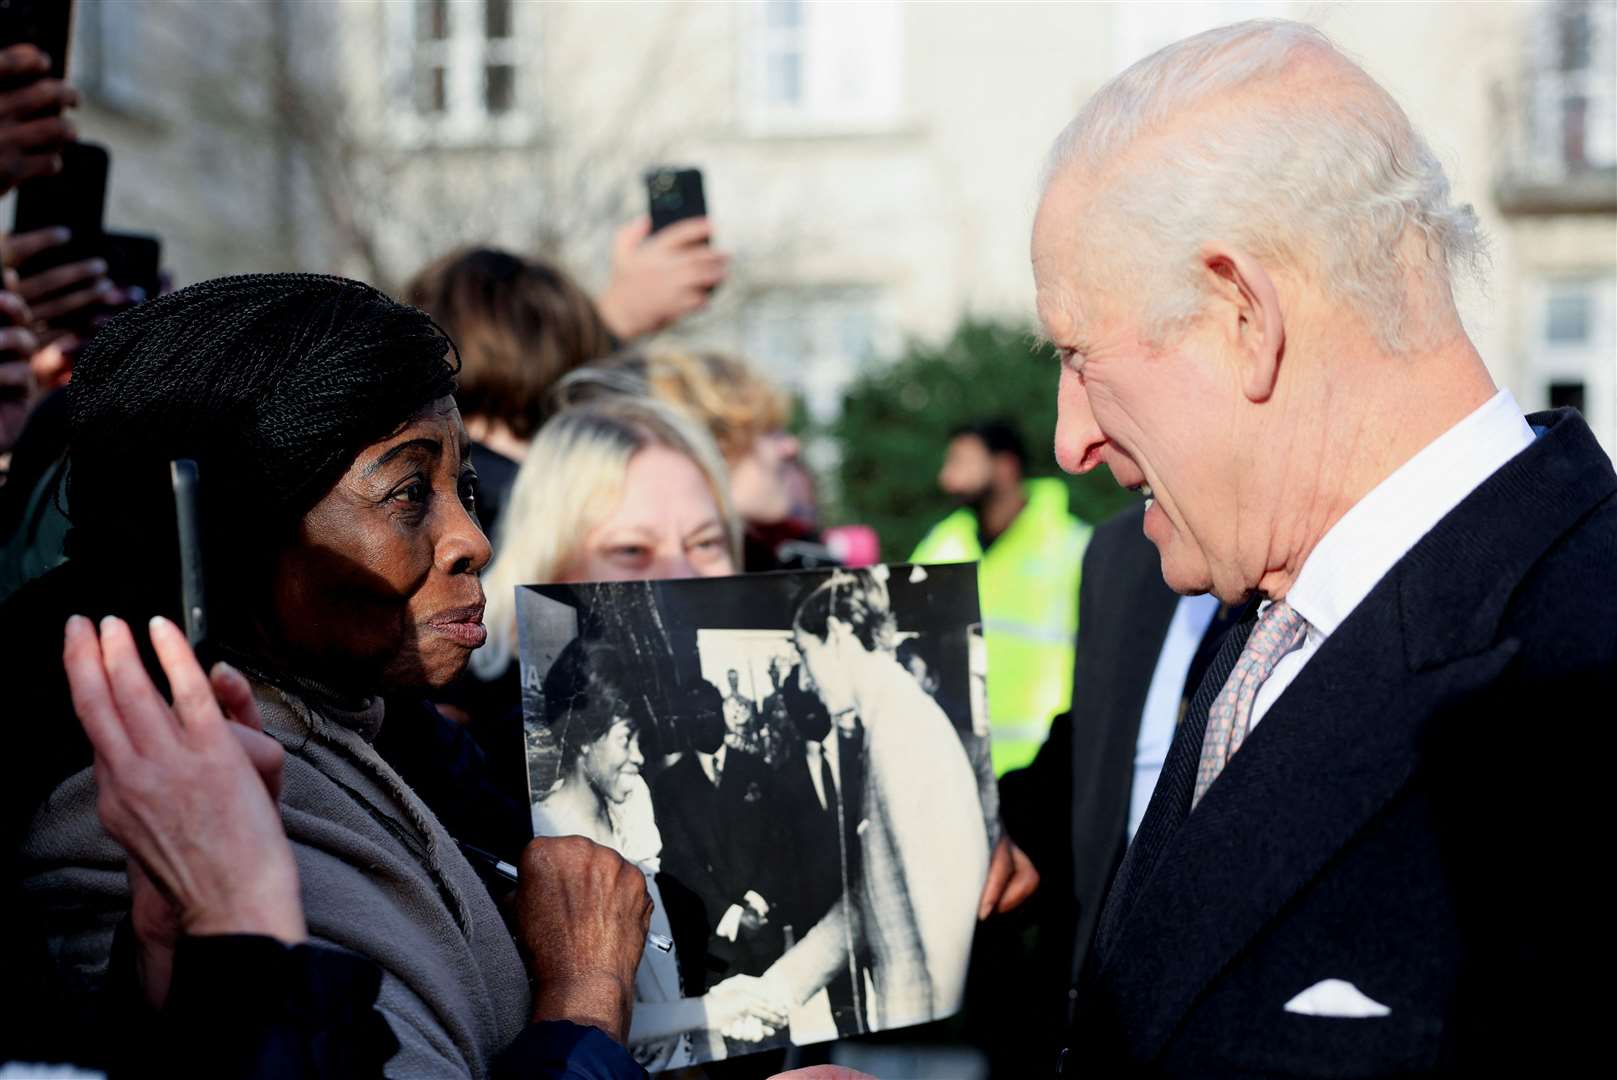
[1285,389,1535,637]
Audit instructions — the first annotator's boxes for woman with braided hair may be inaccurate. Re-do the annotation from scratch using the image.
[0,274,653,1078]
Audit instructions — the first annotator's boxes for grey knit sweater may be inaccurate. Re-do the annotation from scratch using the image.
[20,680,532,1077]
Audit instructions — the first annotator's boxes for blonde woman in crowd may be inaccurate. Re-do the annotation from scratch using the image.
[554,350,809,570]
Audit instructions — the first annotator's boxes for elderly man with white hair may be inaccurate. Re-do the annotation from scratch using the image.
[1022,18,1612,1079]
[779,16,1612,1080]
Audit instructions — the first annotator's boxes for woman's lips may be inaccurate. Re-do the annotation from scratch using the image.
[429,603,487,648]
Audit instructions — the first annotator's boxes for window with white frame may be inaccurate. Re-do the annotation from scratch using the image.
[70,0,143,113]
[1527,0,1617,175]
[388,0,533,144]
[1530,276,1617,460]
[741,0,903,134]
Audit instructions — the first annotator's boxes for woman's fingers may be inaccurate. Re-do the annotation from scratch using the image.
[2,226,70,268]
[148,615,223,737]
[228,725,287,804]
[63,615,132,766]
[99,615,182,753]
[208,661,261,731]
[16,255,105,302]
[27,278,114,324]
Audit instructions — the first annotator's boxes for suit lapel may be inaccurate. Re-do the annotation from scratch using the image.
[1095,587,1519,1059]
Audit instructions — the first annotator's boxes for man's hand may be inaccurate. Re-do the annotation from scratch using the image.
[594,216,729,340]
[978,835,1040,919]
[516,834,652,1045]
[63,614,305,1008]
[0,45,77,195]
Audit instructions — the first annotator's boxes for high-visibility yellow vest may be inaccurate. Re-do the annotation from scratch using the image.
[911,478,1090,775]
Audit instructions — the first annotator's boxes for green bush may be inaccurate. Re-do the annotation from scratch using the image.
[827,318,1139,559]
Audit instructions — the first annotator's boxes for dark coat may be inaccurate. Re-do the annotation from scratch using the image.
[651,748,788,982]
[1064,409,1617,1077]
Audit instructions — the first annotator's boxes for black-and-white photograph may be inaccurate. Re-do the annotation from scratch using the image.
[515,564,998,1070]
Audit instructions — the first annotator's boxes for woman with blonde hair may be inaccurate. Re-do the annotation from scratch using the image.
[553,350,810,568]
[472,393,740,683]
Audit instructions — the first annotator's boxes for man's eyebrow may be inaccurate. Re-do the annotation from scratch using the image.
[363,437,442,477]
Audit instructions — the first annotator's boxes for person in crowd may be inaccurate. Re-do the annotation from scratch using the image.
[1028,19,1614,1076]
[553,350,812,571]
[756,569,993,1029]
[0,275,659,1077]
[403,248,616,542]
[531,638,787,1069]
[910,419,1091,775]
[468,395,740,725]
[718,664,791,767]
[771,664,866,1040]
[404,221,728,545]
[1,227,142,601]
[651,681,786,1013]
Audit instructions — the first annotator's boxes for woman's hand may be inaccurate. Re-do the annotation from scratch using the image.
[63,614,305,1007]
[0,45,77,194]
[706,973,789,1043]
[516,834,652,1045]
[594,215,729,340]
[978,834,1040,919]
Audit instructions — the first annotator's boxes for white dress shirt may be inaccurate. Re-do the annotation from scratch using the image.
[1130,592,1222,840]
[1251,389,1536,726]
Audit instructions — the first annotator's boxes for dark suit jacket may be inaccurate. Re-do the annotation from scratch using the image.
[1065,409,1617,1077]
[774,745,847,941]
[1000,502,1181,998]
[651,748,787,982]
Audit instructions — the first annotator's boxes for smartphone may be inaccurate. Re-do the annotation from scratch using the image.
[12,140,108,276]
[645,166,706,234]
[102,231,162,302]
[0,0,75,82]
[170,459,209,656]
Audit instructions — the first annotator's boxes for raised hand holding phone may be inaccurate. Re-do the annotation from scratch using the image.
[595,170,729,340]
[62,613,305,1008]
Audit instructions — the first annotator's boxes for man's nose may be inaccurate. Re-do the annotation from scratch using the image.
[1054,366,1106,475]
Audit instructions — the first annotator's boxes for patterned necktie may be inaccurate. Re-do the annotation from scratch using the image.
[1193,599,1309,809]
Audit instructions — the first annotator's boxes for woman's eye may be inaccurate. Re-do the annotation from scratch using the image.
[609,545,649,563]
[393,479,429,505]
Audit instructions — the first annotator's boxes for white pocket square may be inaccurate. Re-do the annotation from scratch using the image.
[1283,979,1391,1018]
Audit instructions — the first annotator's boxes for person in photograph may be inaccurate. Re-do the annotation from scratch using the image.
[652,680,788,992]
[531,637,786,1069]
[773,667,867,1039]
[759,568,991,1029]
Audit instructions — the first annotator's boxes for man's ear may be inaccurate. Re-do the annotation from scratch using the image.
[1203,247,1285,403]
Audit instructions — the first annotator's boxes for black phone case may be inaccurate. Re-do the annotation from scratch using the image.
[13,140,109,276]
[646,167,706,234]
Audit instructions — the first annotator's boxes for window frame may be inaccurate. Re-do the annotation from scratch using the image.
[384,0,538,148]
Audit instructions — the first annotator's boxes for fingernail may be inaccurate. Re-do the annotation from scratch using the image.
[89,259,108,275]
[51,227,70,243]
[99,614,121,634]
[211,660,240,682]
[148,615,173,636]
[64,614,87,632]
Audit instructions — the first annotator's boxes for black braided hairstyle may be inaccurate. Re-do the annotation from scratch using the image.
[61,273,459,639]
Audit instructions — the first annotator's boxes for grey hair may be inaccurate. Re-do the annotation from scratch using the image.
[1043,19,1485,351]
